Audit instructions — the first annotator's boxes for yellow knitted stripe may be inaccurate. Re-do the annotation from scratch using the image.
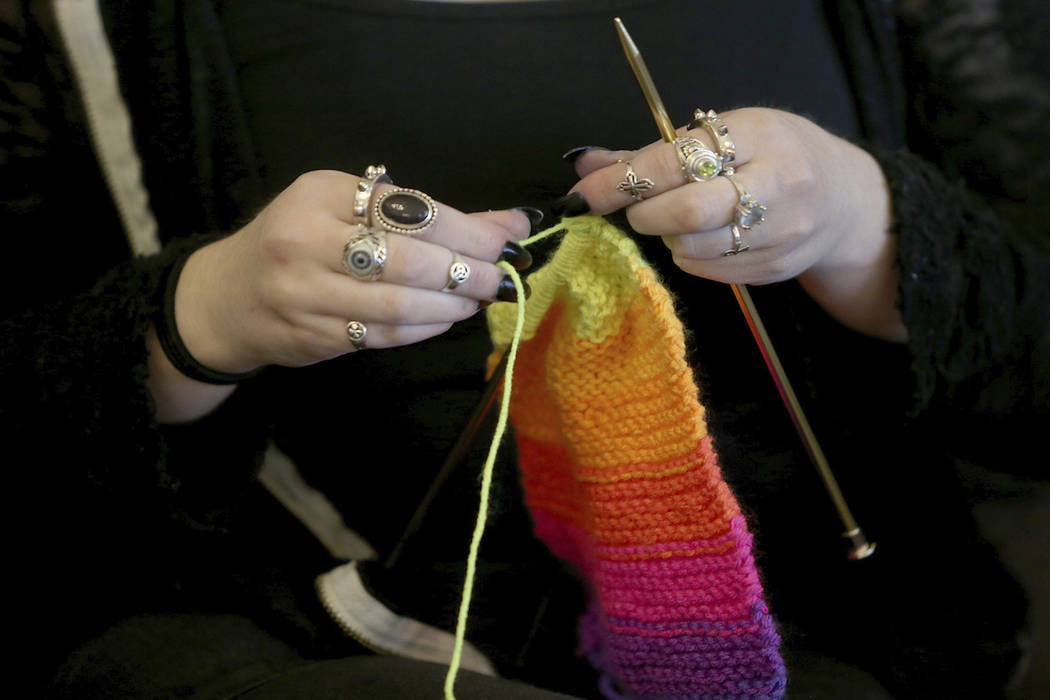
[489,215,664,347]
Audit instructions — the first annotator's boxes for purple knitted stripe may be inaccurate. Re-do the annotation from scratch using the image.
[585,600,785,699]
[606,601,779,638]
[611,648,783,671]
[624,665,788,700]
[604,626,779,655]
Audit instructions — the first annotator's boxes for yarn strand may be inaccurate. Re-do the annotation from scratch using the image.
[443,260,529,700]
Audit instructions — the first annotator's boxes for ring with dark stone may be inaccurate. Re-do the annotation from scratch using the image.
[373,187,437,235]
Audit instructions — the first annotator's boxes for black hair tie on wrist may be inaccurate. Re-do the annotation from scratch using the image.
[154,251,262,385]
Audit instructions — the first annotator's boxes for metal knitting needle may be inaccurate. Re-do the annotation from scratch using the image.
[614,17,874,560]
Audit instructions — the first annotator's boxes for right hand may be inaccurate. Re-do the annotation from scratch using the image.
[173,170,532,373]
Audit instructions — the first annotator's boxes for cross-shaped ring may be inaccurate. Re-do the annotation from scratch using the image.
[616,160,655,201]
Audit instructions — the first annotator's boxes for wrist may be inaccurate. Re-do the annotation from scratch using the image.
[156,241,262,383]
[798,146,906,342]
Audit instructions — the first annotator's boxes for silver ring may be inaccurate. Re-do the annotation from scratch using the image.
[616,160,655,201]
[721,224,751,257]
[342,225,387,281]
[691,109,735,166]
[353,165,392,221]
[723,167,767,230]
[674,136,722,182]
[373,188,437,235]
[442,253,471,292]
[346,320,367,350]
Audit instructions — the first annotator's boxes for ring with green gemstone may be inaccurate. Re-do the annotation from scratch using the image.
[674,136,722,183]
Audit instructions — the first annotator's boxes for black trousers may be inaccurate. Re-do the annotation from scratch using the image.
[51,613,894,699]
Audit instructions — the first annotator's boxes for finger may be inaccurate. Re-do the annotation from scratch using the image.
[565,110,759,216]
[661,225,767,267]
[368,233,508,301]
[336,319,455,353]
[627,165,769,237]
[366,185,526,262]
[665,233,807,287]
[471,208,537,240]
[276,317,456,363]
[308,271,481,326]
[291,170,526,264]
[572,148,638,177]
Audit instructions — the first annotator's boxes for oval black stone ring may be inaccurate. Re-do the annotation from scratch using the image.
[373,187,438,235]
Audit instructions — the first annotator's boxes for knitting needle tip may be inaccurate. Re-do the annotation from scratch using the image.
[613,18,677,143]
[845,528,877,560]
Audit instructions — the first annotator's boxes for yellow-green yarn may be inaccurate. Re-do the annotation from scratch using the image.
[443,259,527,700]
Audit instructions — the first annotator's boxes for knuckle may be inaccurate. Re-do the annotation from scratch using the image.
[780,157,817,197]
[664,234,698,263]
[473,262,503,299]
[751,108,789,141]
[671,194,714,232]
[260,270,301,314]
[653,146,687,187]
[396,242,431,283]
[379,289,413,323]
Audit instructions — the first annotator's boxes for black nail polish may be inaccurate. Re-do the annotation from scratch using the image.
[498,241,533,270]
[562,146,602,163]
[496,274,520,303]
[551,192,591,218]
[514,206,544,234]
[495,276,532,303]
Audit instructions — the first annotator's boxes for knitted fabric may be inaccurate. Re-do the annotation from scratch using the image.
[488,216,786,699]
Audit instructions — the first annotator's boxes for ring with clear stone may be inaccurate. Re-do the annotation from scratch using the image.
[723,167,767,230]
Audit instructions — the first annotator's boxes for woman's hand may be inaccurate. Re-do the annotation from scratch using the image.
[562,108,905,342]
[149,169,533,422]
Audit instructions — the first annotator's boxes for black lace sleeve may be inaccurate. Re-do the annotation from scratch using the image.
[887,0,1050,420]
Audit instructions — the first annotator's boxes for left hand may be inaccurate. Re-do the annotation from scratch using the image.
[564,108,905,341]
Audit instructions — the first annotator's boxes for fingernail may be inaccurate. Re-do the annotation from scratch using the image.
[562,146,603,163]
[495,275,532,303]
[551,192,590,218]
[514,206,544,234]
[498,241,533,270]
[478,300,492,310]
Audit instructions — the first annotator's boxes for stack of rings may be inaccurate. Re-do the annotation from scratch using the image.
[342,164,465,350]
[691,109,768,256]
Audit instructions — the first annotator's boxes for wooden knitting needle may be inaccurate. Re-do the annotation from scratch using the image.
[614,17,875,560]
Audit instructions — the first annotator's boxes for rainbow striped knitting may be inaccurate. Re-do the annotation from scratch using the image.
[488,216,785,699]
